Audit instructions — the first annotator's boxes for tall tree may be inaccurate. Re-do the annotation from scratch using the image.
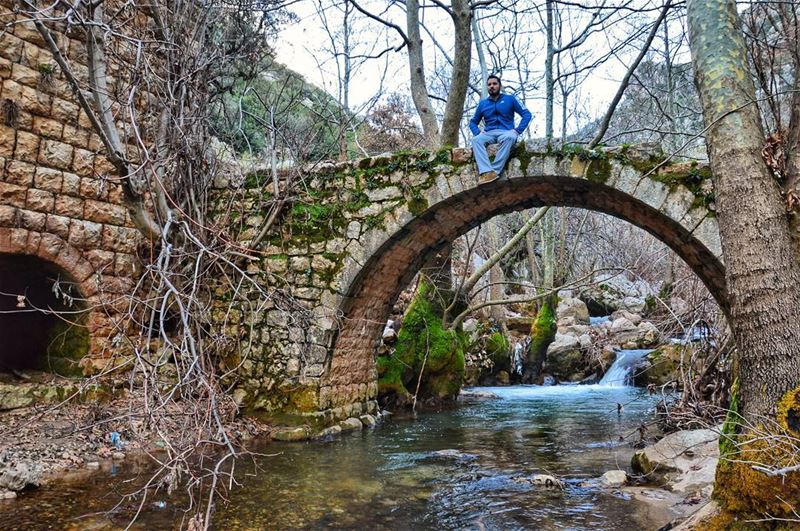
[687,0,800,520]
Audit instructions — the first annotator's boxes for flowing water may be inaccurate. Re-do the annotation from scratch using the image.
[0,375,667,530]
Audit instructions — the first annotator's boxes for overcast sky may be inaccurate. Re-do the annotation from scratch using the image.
[275,1,689,141]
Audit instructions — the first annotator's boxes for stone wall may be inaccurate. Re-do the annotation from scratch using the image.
[217,146,724,425]
[0,1,141,362]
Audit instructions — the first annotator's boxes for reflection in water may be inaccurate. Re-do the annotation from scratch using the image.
[0,385,663,530]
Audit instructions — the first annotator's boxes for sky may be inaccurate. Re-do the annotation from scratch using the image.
[274,0,689,141]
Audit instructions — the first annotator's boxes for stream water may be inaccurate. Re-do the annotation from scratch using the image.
[0,373,667,530]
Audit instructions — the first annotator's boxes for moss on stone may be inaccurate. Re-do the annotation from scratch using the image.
[377,279,465,401]
[45,318,90,377]
[528,296,557,374]
[485,331,510,366]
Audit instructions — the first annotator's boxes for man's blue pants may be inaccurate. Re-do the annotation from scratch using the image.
[471,129,519,175]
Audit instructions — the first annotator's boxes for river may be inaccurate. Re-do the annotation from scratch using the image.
[0,380,668,530]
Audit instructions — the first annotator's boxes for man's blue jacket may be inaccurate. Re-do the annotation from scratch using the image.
[469,93,532,135]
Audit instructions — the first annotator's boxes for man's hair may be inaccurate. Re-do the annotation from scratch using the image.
[487,74,501,85]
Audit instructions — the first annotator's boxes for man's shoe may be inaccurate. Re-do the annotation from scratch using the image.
[479,170,498,184]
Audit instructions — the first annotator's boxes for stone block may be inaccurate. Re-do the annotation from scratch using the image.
[18,82,50,116]
[45,214,71,239]
[84,199,127,225]
[0,205,16,225]
[32,116,63,139]
[18,209,45,231]
[0,181,27,208]
[51,97,78,122]
[0,125,14,157]
[79,178,106,200]
[14,130,40,163]
[0,34,23,62]
[68,219,103,249]
[54,195,83,218]
[114,253,138,276]
[61,172,80,195]
[62,125,90,149]
[5,160,35,186]
[33,166,63,192]
[10,62,39,88]
[72,148,95,177]
[85,249,115,270]
[26,188,54,212]
[38,139,73,170]
[101,225,139,253]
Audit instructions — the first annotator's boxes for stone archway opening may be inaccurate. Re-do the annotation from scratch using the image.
[0,253,89,377]
[320,173,727,417]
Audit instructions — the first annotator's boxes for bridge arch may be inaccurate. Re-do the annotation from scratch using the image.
[316,149,725,415]
[0,228,106,373]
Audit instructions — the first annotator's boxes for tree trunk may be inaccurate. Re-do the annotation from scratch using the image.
[688,0,800,423]
[406,0,440,146]
[544,0,554,146]
[439,0,472,147]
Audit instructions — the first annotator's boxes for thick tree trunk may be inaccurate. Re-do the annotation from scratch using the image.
[688,0,800,422]
[406,0,440,146]
[439,0,471,147]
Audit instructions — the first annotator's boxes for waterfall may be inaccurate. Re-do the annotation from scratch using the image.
[598,349,652,387]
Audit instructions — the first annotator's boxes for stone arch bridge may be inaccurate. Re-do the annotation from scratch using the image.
[222,146,724,424]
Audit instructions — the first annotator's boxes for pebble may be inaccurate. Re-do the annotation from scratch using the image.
[86,461,100,469]
[0,490,16,499]
[112,452,126,461]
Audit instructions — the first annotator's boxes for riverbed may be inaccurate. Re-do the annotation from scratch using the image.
[0,383,669,530]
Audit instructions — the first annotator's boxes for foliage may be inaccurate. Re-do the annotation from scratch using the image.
[210,58,343,162]
[357,93,425,155]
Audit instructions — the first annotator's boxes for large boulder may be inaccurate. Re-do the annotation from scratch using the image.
[0,462,41,491]
[556,297,590,325]
[608,318,660,348]
[545,350,584,381]
[579,273,656,314]
[631,429,718,494]
[633,343,696,388]
[546,332,581,356]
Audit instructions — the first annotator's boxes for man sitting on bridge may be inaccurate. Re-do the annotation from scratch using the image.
[469,75,532,184]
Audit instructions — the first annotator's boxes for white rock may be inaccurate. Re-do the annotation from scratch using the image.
[546,333,581,356]
[340,417,363,432]
[601,470,627,487]
[632,429,719,494]
[556,297,590,324]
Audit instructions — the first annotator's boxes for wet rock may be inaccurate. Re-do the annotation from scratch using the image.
[633,344,689,387]
[339,417,363,432]
[458,389,500,400]
[546,333,581,357]
[314,425,342,440]
[496,371,510,385]
[428,449,478,461]
[545,348,584,381]
[271,427,311,442]
[515,474,564,489]
[601,470,627,487]
[631,429,718,494]
[359,414,377,428]
[0,462,41,491]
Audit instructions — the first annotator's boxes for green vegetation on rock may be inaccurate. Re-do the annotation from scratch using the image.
[377,279,465,403]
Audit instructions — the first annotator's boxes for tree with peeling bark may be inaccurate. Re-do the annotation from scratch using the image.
[687,0,800,522]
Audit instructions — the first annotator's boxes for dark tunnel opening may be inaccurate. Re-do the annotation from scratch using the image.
[0,253,89,377]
